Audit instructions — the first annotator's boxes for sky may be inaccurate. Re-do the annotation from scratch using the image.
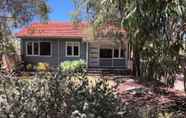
[14,0,75,32]
[47,0,75,21]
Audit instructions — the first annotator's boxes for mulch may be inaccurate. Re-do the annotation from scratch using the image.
[116,79,186,114]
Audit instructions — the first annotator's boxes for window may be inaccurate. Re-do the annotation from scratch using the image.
[67,45,73,56]
[74,46,79,56]
[40,42,51,56]
[99,48,125,58]
[33,42,39,55]
[113,49,119,58]
[27,42,33,55]
[120,49,125,58]
[66,42,80,57]
[100,49,112,58]
[26,41,51,56]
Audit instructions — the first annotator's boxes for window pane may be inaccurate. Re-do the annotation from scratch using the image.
[34,42,39,55]
[100,49,112,58]
[40,42,51,56]
[120,49,125,58]
[27,42,32,55]
[74,42,79,46]
[67,46,72,56]
[74,46,79,56]
[67,42,73,46]
[114,49,119,58]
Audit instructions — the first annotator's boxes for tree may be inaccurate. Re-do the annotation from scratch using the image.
[73,0,186,82]
[0,0,49,53]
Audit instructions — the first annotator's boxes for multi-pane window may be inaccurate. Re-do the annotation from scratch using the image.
[27,42,33,55]
[40,42,51,56]
[66,42,80,57]
[33,42,39,55]
[113,49,119,58]
[100,49,112,58]
[120,49,125,58]
[26,42,51,56]
[99,48,125,58]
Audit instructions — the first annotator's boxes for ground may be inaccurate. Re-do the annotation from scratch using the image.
[88,75,186,117]
[8,73,186,117]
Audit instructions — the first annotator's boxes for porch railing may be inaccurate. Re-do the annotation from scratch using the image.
[99,58,127,68]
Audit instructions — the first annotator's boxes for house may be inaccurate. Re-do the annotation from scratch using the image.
[16,22,131,71]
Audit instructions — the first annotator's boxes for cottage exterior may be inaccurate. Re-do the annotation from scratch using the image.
[16,22,130,70]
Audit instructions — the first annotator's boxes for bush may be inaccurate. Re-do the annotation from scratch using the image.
[0,73,122,118]
[36,62,49,72]
[60,60,87,75]
[26,64,33,71]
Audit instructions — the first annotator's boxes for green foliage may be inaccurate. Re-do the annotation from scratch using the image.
[26,64,33,71]
[0,41,16,54]
[140,40,181,87]
[73,0,186,87]
[0,0,50,27]
[59,60,87,75]
[0,0,49,53]
[0,73,121,118]
[36,62,50,72]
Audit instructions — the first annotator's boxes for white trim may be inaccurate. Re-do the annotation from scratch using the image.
[99,48,125,59]
[98,48,126,67]
[25,41,52,57]
[65,41,80,57]
[26,41,39,56]
[99,58,128,67]
[86,42,89,67]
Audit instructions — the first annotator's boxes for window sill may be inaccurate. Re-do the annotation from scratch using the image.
[26,55,52,57]
[66,55,80,58]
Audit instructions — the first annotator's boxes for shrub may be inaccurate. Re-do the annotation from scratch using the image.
[60,60,87,75]
[36,62,49,72]
[26,64,33,71]
[0,73,122,118]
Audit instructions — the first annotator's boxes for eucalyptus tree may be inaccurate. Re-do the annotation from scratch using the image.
[73,0,186,81]
[0,0,49,53]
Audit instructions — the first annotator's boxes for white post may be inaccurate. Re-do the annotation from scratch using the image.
[86,41,89,68]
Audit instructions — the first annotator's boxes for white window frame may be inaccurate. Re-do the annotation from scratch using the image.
[26,41,39,56]
[99,48,125,59]
[113,48,125,59]
[65,42,80,57]
[26,41,52,57]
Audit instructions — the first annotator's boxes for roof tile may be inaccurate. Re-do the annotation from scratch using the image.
[16,22,87,38]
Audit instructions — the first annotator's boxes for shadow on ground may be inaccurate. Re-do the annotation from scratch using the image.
[105,76,186,118]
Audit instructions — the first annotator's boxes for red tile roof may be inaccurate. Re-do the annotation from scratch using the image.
[16,22,88,38]
[16,21,127,39]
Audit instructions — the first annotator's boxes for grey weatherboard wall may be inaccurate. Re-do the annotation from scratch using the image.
[21,38,87,67]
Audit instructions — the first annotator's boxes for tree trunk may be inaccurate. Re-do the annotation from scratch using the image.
[133,51,140,78]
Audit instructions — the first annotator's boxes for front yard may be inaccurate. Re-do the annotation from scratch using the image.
[0,72,186,118]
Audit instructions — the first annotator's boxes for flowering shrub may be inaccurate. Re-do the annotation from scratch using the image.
[36,62,49,72]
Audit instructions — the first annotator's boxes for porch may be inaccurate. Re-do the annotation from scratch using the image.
[88,40,129,70]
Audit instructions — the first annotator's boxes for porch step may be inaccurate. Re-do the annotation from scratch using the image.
[88,68,132,76]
